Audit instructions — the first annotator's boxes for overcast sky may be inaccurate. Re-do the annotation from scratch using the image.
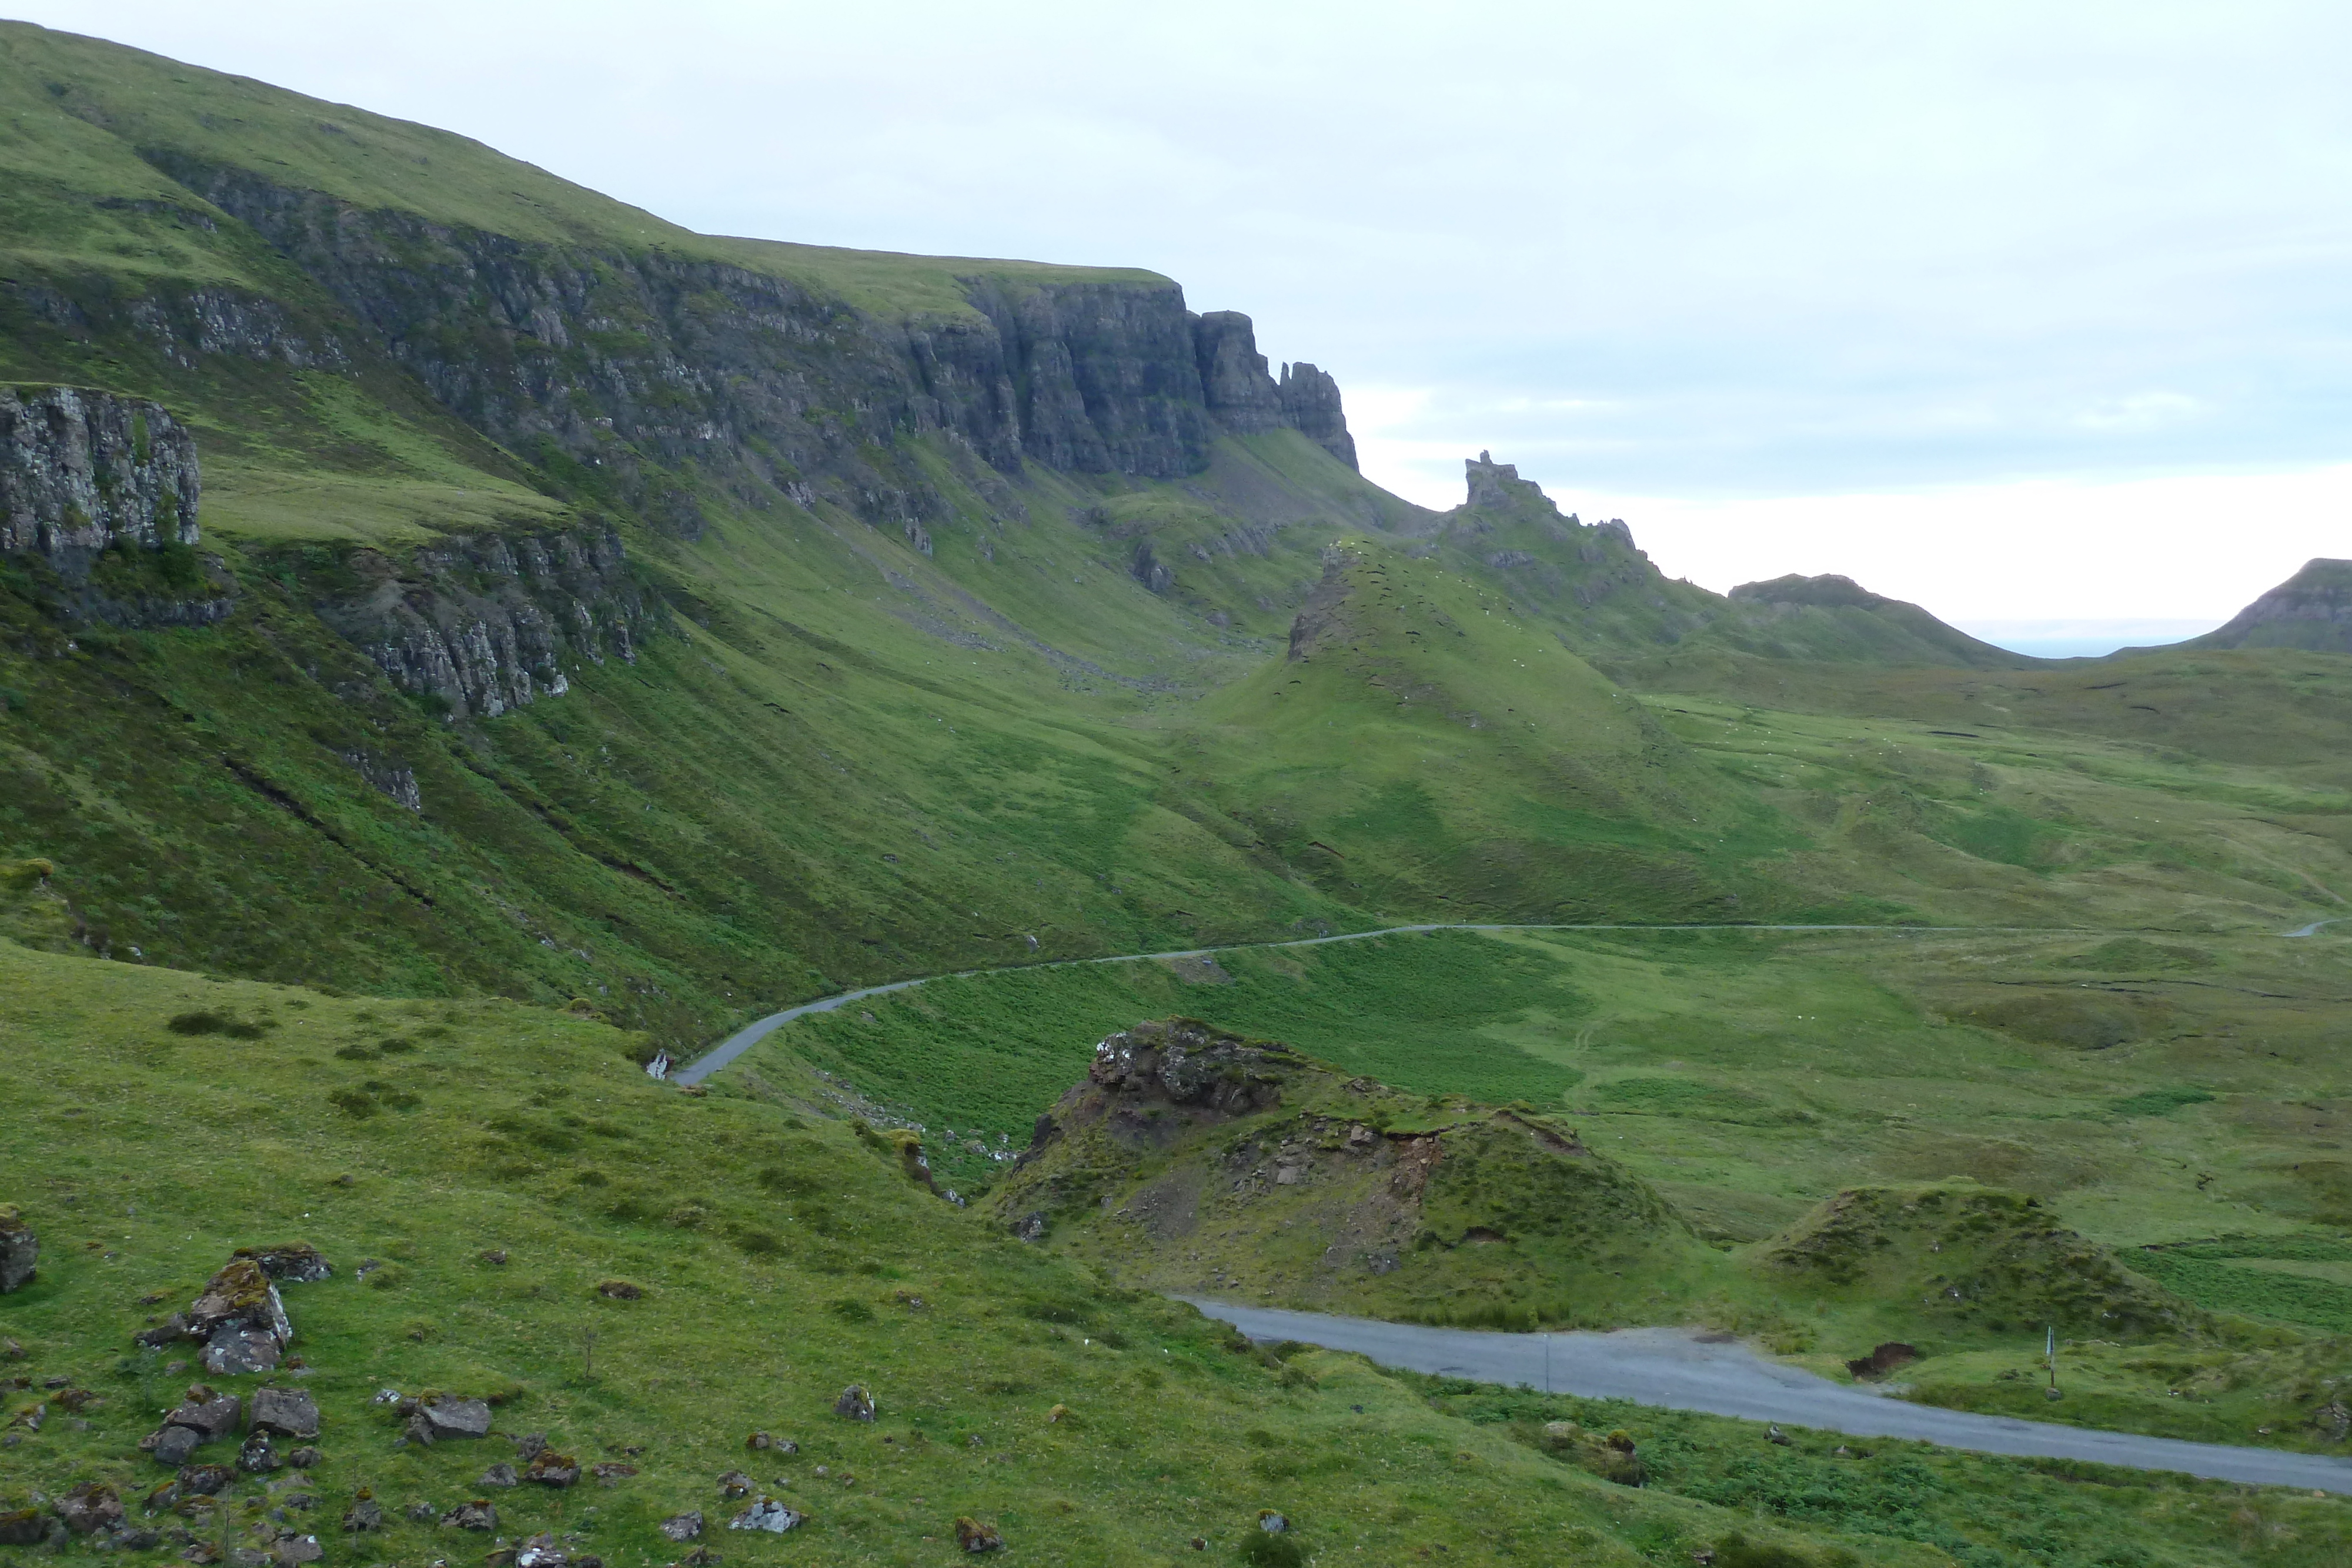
[22,1,2352,648]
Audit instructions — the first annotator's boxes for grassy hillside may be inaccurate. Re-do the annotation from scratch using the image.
[17,935,2352,1566]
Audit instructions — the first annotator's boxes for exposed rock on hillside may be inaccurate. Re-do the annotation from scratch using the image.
[0,385,199,573]
[129,161,1358,524]
[312,527,662,721]
[0,1205,34,1293]
[2184,559,2352,653]
[988,1018,1693,1325]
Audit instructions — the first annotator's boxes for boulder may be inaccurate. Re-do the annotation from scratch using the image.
[177,1466,233,1497]
[477,1463,517,1488]
[955,1517,1004,1553]
[440,1500,498,1532]
[514,1432,549,1460]
[524,1450,580,1487]
[833,1385,876,1422]
[657,1512,704,1543]
[187,1259,293,1347]
[269,1534,322,1567]
[238,1432,281,1473]
[340,1495,382,1533]
[0,1206,36,1293]
[151,1423,205,1467]
[286,1447,320,1469]
[169,1389,243,1440]
[404,1502,436,1524]
[516,1532,568,1568]
[203,1328,283,1376]
[250,1387,319,1439]
[728,1500,803,1533]
[0,1507,48,1545]
[58,1482,125,1536]
[234,1246,332,1285]
[590,1463,636,1486]
[717,1470,754,1500]
[419,1395,492,1440]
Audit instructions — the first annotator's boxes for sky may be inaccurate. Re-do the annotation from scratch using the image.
[18,0,2352,653]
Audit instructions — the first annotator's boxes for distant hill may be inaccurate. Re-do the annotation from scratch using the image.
[2170,558,2352,654]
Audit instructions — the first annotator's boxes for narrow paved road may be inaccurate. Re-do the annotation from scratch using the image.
[1188,1300,2352,1493]
[673,919,2077,1084]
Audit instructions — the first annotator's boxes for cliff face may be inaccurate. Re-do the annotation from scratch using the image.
[312,526,662,721]
[0,385,201,572]
[141,159,1358,537]
[2188,559,2352,653]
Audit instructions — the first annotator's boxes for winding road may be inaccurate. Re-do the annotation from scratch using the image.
[672,919,2069,1085]
[677,917,2352,1492]
[1188,1300,2352,1494]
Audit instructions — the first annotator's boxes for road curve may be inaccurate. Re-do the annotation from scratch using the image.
[672,920,2079,1084]
[1186,1300,2352,1494]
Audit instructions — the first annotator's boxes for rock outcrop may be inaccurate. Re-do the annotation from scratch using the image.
[0,1205,34,1292]
[86,159,1358,533]
[312,526,661,721]
[0,385,200,573]
[2185,559,2352,653]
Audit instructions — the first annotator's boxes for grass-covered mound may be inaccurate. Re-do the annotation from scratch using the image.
[1752,1183,2201,1339]
[983,1016,1722,1326]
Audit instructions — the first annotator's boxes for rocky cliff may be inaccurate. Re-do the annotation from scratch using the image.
[2185,559,2352,653]
[0,384,200,573]
[311,526,663,721]
[134,159,1358,537]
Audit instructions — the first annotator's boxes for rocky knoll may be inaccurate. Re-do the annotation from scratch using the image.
[988,1018,1693,1326]
[0,385,199,573]
[2183,558,2352,653]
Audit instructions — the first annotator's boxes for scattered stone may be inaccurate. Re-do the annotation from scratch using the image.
[439,1500,498,1531]
[176,1466,233,1498]
[0,1206,37,1293]
[0,1507,48,1546]
[269,1533,322,1566]
[250,1388,319,1440]
[2314,1399,2351,1441]
[119,1528,164,1550]
[0,1338,21,1359]
[524,1450,580,1487]
[152,1424,206,1467]
[181,1544,222,1564]
[404,1502,436,1524]
[728,1500,802,1534]
[594,1280,642,1300]
[286,1447,320,1469]
[477,1464,517,1489]
[833,1385,875,1422]
[954,1517,1003,1553]
[514,1432,548,1460]
[419,1395,492,1441]
[744,1431,776,1450]
[228,1549,270,1568]
[340,1493,381,1533]
[146,1480,185,1514]
[235,1246,333,1286]
[1014,1212,1048,1242]
[589,1463,636,1486]
[60,1482,126,1536]
[174,1389,246,1439]
[516,1532,569,1568]
[657,1512,704,1543]
[239,1433,281,1473]
[1047,1403,1068,1423]
[681,1548,720,1567]
[1258,1511,1287,1534]
[1766,1424,1792,1446]
[370,1389,401,1406]
[55,1386,100,1412]
[479,1251,509,1266]
[716,1472,754,1500]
